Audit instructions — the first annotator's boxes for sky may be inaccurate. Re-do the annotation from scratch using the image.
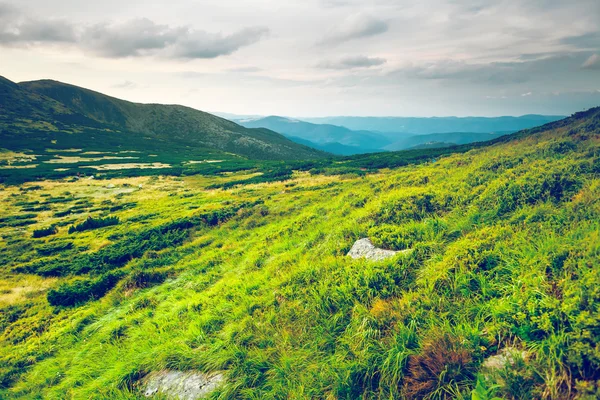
[1,0,599,117]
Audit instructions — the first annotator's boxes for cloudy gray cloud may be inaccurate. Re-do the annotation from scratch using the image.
[320,13,388,45]
[170,27,269,59]
[81,19,182,57]
[0,2,268,59]
[317,55,386,69]
[563,32,600,51]
[0,3,76,44]
[582,54,600,70]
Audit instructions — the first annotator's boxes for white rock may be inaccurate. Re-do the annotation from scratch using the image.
[482,347,528,370]
[106,183,116,188]
[347,238,404,261]
[143,370,224,400]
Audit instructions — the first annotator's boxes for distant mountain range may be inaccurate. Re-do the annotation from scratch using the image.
[0,76,325,161]
[238,116,395,155]
[302,115,565,134]
[231,114,564,155]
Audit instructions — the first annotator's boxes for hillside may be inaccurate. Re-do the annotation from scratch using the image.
[0,77,325,162]
[1,107,599,399]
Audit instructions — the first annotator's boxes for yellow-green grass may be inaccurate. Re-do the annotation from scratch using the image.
[0,120,599,399]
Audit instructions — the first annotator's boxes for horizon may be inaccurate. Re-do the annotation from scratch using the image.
[1,0,599,117]
[2,73,583,120]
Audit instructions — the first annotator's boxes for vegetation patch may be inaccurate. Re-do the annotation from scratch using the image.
[68,216,120,233]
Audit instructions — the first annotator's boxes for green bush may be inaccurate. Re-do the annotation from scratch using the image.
[32,225,58,238]
[47,271,124,307]
[68,216,119,233]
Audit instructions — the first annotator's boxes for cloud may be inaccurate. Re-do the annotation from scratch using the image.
[0,3,267,59]
[521,92,532,97]
[582,54,600,70]
[81,18,182,57]
[316,55,386,69]
[0,3,76,44]
[561,32,600,51]
[112,80,137,89]
[320,13,388,45]
[169,27,269,59]
[397,60,528,85]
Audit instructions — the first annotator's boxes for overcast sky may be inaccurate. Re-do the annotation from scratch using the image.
[1,0,599,117]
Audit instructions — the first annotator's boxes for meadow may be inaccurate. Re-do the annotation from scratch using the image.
[1,108,599,399]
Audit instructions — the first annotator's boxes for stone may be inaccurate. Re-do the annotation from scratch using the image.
[482,347,528,370]
[347,238,408,261]
[142,370,224,400]
[106,183,116,188]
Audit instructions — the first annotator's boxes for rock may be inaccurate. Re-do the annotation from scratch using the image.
[347,238,406,261]
[142,370,225,400]
[106,183,116,188]
[482,347,528,370]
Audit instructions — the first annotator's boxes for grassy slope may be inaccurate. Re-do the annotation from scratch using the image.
[19,79,325,161]
[0,108,599,399]
[1,76,325,162]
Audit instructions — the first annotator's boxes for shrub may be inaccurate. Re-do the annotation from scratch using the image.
[68,216,119,233]
[47,271,124,307]
[36,241,74,256]
[32,225,58,238]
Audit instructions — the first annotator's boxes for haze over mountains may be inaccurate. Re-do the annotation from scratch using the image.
[231,114,564,155]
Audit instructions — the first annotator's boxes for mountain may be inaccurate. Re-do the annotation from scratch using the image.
[304,115,565,135]
[0,77,325,161]
[385,131,512,151]
[233,115,563,154]
[237,116,393,154]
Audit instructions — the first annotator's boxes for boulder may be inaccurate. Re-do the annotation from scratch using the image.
[142,370,224,400]
[347,238,406,261]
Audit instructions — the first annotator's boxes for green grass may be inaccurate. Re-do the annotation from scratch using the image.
[0,108,599,399]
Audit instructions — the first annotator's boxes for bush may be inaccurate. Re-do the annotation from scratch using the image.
[47,271,124,307]
[68,216,119,233]
[32,225,58,238]
[36,241,74,256]
[403,334,477,399]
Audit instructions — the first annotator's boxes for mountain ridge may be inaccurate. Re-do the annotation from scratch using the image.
[1,76,326,161]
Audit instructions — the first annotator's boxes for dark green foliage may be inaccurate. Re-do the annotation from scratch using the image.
[25,202,258,277]
[46,271,125,307]
[32,225,57,238]
[35,241,74,256]
[0,213,38,228]
[68,216,119,233]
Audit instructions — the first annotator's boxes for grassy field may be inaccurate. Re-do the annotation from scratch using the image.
[1,109,600,399]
